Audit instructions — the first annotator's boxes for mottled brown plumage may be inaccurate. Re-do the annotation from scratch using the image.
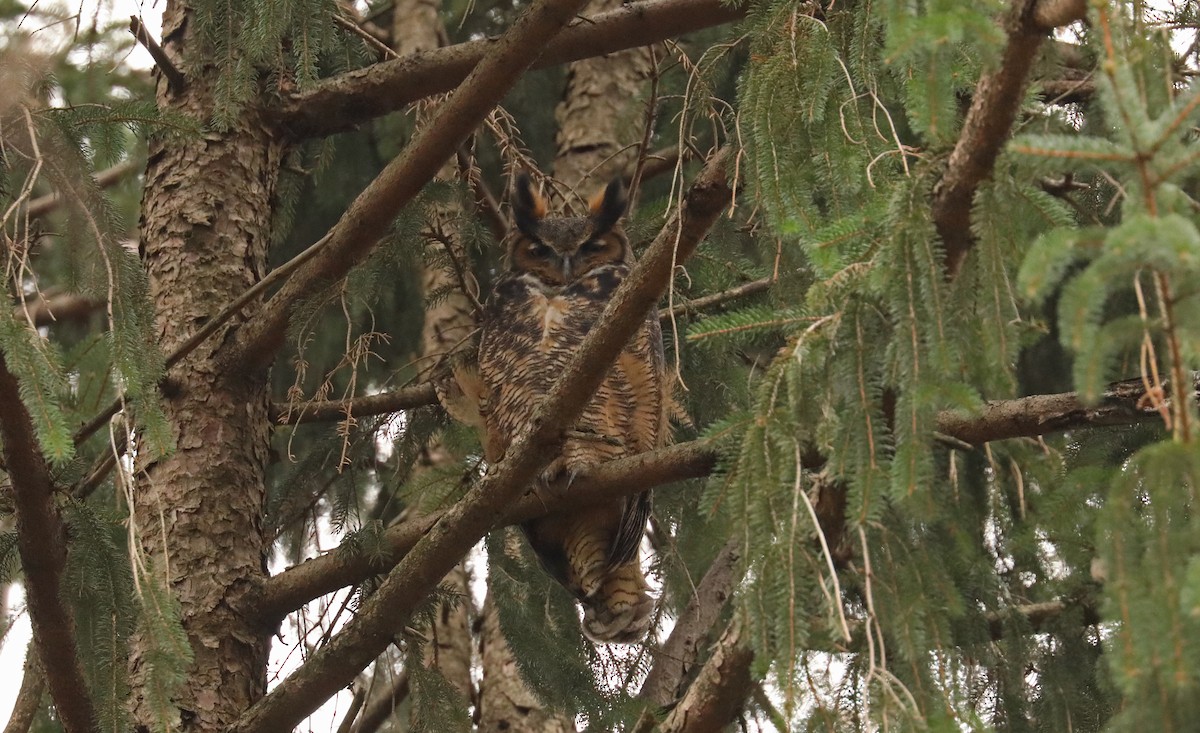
[478,175,667,642]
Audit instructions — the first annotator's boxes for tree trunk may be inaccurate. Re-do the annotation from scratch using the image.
[127,3,282,730]
[553,0,653,194]
[477,596,575,733]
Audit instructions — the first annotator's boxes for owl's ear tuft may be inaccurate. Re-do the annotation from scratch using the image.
[589,178,628,234]
[512,174,547,237]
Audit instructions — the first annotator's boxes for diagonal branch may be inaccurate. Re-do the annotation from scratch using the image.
[2,643,45,733]
[274,0,747,141]
[933,0,1086,278]
[226,0,600,375]
[25,159,139,219]
[0,355,98,733]
[230,149,732,733]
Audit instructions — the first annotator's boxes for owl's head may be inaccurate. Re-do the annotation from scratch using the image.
[506,174,630,286]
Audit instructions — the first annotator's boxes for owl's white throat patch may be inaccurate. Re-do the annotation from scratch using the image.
[537,292,570,349]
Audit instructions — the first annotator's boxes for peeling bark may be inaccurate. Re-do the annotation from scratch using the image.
[127,2,282,730]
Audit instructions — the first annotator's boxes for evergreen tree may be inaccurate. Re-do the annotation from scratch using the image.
[3,0,1200,731]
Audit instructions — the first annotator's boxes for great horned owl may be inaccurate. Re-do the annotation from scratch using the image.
[477,174,667,643]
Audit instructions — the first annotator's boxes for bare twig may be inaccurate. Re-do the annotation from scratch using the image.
[274,0,748,140]
[455,147,507,242]
[627,45,662,215]
[129,16,185,94]
[271,382,439,424]
[660,276,774,321]
[333,14,399,61]
[0,355,98,733]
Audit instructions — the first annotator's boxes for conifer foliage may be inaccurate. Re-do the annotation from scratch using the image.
[3,0,1200,731]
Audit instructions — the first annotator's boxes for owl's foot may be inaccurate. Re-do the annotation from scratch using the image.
[564,429,625,448]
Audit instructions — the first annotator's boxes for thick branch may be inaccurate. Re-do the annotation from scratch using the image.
[0,355,97,733]
[227,0,598,374]
[270,382,439,424]
[640,538,739,708]
[933,0,1086,277]
[230,150,732,733]
[274,0,747,140]
[936,375,1170,445]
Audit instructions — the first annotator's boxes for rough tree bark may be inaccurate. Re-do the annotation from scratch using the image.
[553,0,653,196]
[127,2,281,730]
[477,591,575,733]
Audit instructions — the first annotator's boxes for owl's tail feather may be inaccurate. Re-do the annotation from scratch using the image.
[581,562,654,643]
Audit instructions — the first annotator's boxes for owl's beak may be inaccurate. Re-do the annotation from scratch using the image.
[561,253,573,281]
